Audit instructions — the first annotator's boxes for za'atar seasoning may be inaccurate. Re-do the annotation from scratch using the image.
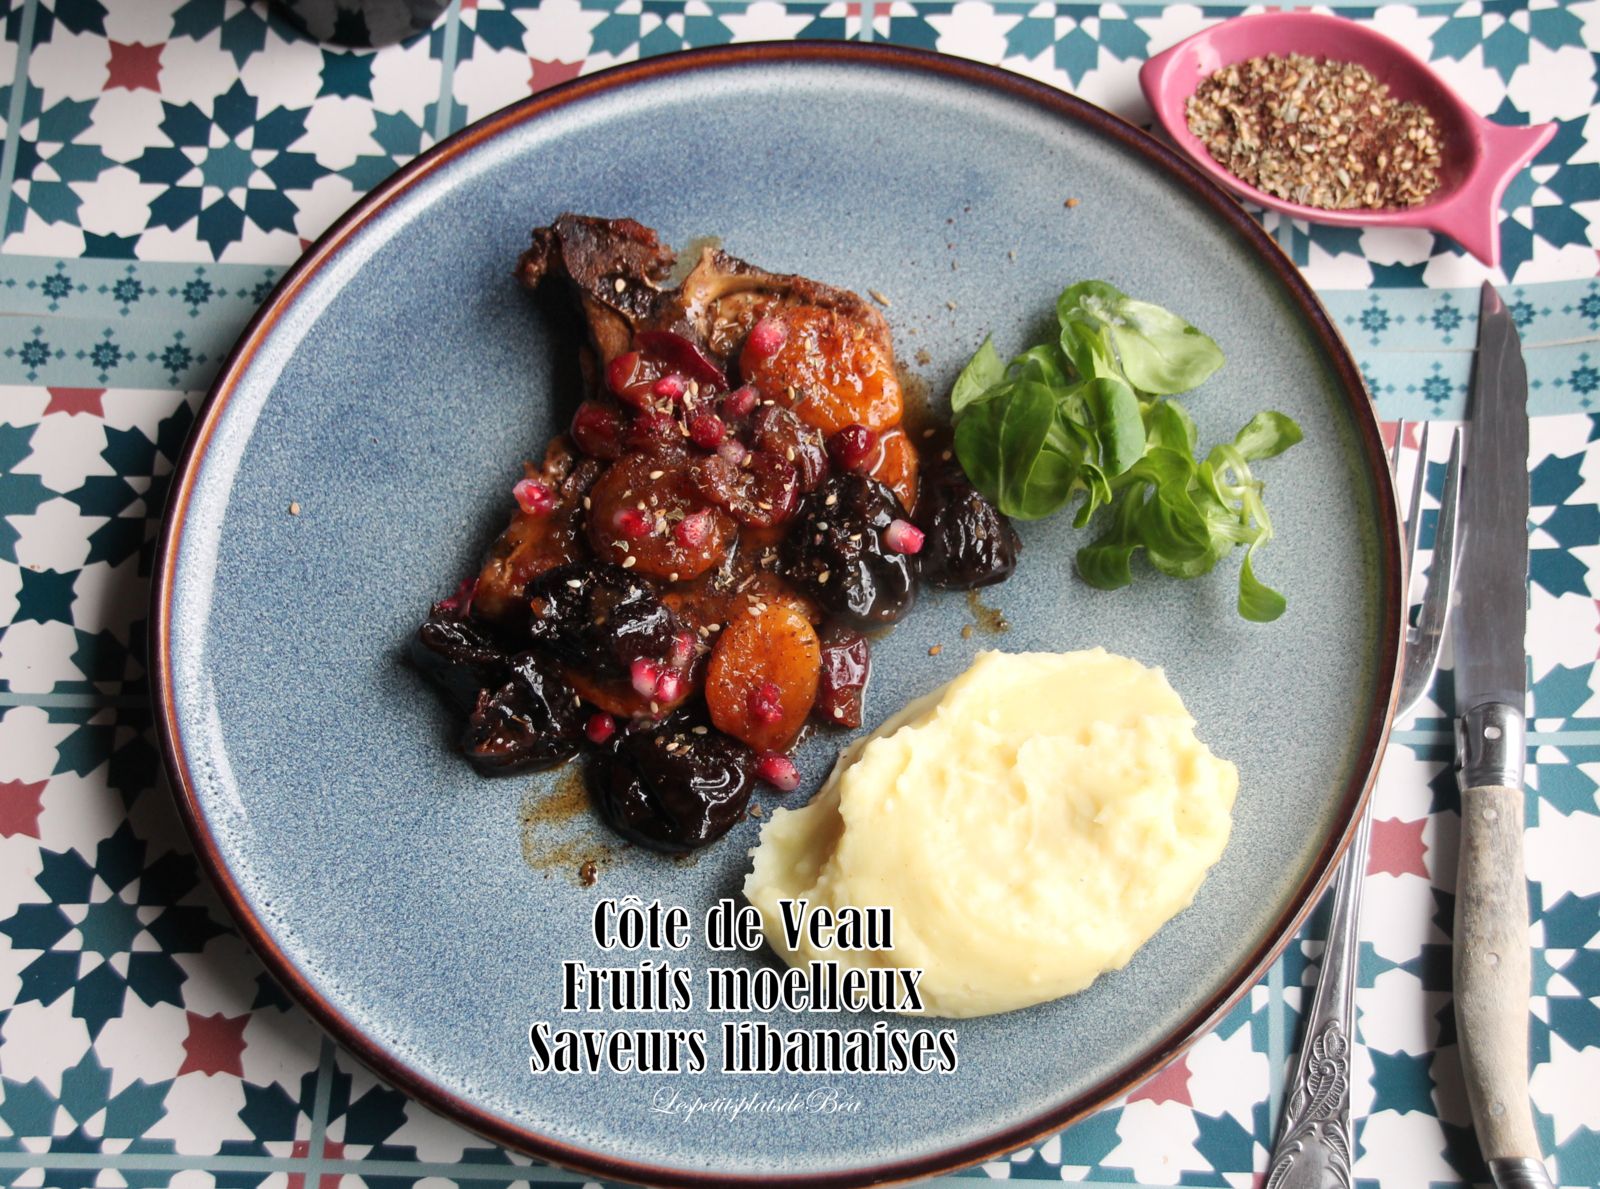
[1186,53,1442,210]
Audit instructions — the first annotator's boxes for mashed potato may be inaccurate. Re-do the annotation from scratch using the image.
[743,649,1238,1018]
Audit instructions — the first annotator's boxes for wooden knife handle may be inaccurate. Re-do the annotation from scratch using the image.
[1453,784,1539,1160]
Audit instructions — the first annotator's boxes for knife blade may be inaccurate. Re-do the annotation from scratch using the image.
[1451,282,1552,1189]
[1453,283,1529,713]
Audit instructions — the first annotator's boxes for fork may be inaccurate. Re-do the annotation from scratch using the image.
[1265,420,1464,1189]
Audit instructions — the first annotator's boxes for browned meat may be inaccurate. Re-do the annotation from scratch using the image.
[517,214,896,378]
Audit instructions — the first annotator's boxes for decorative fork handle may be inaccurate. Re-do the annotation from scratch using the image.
[1265,808,1370,1189]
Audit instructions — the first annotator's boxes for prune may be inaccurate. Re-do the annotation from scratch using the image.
[462,652,583,773]
[589,721,756,852]
[410,615,506,712]
[782,473,917,628]
[526,561,682,676]
[814,627,871,729]
[914,452,1021,589]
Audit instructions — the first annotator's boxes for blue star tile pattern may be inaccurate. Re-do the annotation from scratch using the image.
[128,80,328,259]
[3,89,115,238]
[0,823,228,1038]
[169,0,298,68]
[7,0,107,47]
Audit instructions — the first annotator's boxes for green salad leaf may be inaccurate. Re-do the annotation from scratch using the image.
[1057,280,1225,395]
[950,281,1302,621]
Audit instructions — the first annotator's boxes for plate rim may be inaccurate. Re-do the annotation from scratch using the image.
[150,41,1405,1189]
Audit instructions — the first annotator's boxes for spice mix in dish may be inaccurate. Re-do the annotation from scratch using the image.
[1185,53,1443,210]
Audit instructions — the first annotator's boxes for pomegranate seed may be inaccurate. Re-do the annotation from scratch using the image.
[434,576,477,619]
[717,439,749,467]
[723,386,758,418]
[585,712,616,744]
[630,658,661,700]
[756,752,801,792]
[512,478,555,516]
[615,507,651,539]
[654,671,685,703]
[674,509,714,550]
[606,351,643,395]
[884,518,925,555]
[748,681,784,724]
[828,423,877,472]
[747,318,787,358]
[571,401,624,459]
[688,412,725,449]
[670,631,697,669]
[652,373,686,401]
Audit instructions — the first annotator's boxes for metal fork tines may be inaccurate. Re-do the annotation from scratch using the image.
[1265,420,1463,1189]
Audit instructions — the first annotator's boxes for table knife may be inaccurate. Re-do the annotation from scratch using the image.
[1452,282,1553,1189]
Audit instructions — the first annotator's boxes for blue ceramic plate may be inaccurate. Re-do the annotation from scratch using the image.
[154,44,1402,1187]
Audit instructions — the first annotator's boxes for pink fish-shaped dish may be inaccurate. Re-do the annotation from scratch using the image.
[1139,12,1554,266]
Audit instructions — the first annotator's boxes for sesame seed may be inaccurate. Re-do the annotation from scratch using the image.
[692,726,708,735]
[566,579,583,589]
[868,289,892,307]
[622,556,637,569]
[945,300,957,311]
[288,501,301,516]
[929,644,943,656]
[818,571,831,585]
[825,494,838,507]
[649,470,664,480]
[614,277,626,292]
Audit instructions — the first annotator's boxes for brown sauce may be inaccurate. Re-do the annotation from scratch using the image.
[966,588,1011,635]
[517,767,620,885]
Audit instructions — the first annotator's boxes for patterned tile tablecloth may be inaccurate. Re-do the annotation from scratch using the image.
[1,0,1598,1186]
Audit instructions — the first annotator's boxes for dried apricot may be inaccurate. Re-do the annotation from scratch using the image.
[586,453,734,581]
[739,305,902,435]
[705,604,821,753]
[866,425,919,512]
